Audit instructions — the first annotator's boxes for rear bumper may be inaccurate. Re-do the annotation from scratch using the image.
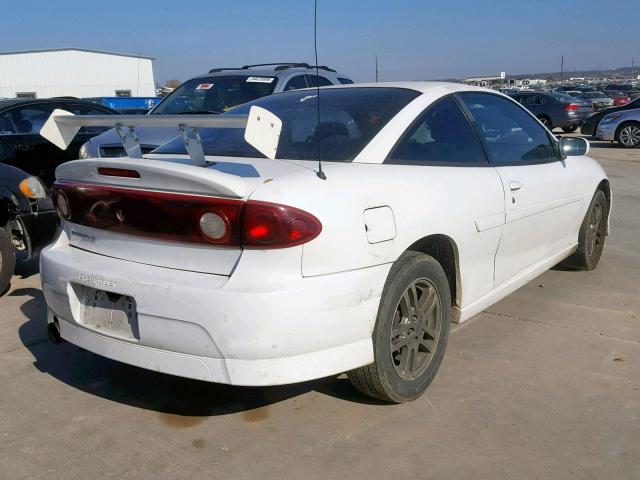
[554,112,588,128]
[40,238,389,386]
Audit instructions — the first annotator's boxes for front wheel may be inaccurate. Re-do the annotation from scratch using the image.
[0,228,16,296]
[561,190,608,270]
[616,122,640,148]
[348,252,451,403]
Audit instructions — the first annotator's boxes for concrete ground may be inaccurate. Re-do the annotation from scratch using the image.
[1,139,638,480]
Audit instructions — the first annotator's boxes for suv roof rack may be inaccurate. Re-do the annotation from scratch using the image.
[208,67,246,74]
[208,63,337,74]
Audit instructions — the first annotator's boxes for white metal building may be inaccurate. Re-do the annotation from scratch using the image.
[0,48,155,99]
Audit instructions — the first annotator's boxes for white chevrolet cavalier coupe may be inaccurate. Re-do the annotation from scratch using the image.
[40,82,610,402]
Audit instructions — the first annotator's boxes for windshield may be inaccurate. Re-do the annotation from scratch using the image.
[152,75,277,115]
[153,87,420,162]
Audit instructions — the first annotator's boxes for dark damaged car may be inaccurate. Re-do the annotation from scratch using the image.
[0,163,57,293]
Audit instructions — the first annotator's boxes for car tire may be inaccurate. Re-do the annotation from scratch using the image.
[0,228,16,296]
[560,189,608,271]
[348,251,451,403]
[537,116,553,130]
[615,121,640,148]
[562,125,578,133]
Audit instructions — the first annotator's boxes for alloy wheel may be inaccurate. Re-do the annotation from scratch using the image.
[619,125,640,146]
[389,278,442,381]
[587,201,604,257]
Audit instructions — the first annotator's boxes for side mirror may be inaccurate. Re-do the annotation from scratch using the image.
[559,136,590,157]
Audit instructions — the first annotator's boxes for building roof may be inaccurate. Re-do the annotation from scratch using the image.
[0,48,154,60]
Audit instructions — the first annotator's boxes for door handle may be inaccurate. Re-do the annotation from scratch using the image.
[15,144,34,152]
[509,180,524,192]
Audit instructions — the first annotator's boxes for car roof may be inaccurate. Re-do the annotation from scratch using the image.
[192,68,348,79]
[0,98,117,112]
[295,81,494,94]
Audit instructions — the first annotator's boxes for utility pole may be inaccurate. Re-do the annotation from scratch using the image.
[560,55,564,85]
[375,55,379,82]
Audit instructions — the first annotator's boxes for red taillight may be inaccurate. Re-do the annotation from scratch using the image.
[51,181,322,249]
[97,167,141,178]
[242,201,322,249]
[565,103,581,111]
[52,181,243,246]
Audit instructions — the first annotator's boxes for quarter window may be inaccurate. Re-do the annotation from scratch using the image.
[458,93,557,165]
[283,75,308,91]
[386,95,486,166]
[306,75,333,87]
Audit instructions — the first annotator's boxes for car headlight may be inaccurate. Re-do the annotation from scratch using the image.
[78,141,93,159]
[602,113,622,124]
[18,177,47,199]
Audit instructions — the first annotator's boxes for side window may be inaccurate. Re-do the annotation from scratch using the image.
[306,75,333,87]
[0,112,16,135]
[283,75,308,91]
[386,95,487,166]
[63,104,113,134]
[519,95,536,106]
[9,105,55,134]
[458,93,557,165]
[63,104,112,116]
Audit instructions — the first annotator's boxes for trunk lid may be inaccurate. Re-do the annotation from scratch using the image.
[55,155,306,275]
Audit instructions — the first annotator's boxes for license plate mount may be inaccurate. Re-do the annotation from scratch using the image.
[76,285,139,340]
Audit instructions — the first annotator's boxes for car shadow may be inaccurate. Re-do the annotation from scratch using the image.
[16,287,383,419]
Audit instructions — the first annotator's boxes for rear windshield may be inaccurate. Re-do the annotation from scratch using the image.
[152,75,277,114]
[153,87,420,162]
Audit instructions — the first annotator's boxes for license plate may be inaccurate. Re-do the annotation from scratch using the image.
[77,286,139,340]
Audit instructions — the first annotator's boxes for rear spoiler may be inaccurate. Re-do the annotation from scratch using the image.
[40,107,282,167]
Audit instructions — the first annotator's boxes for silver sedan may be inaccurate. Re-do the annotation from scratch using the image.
[595,108,640,148]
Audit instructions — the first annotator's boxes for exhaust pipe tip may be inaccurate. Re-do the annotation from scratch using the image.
[47,317,63,344]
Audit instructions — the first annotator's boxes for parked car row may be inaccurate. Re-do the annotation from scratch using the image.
[508,91,593,132]
[80,63,353,159]
[554,83,640,100]
[508,87,640,148]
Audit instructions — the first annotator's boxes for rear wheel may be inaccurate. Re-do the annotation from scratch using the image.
[561,190,607,270]
[616,122,640,148]
[537,116,553,130]
[348,251,451,403]
[562,125,578,133]
[0,228,16,296]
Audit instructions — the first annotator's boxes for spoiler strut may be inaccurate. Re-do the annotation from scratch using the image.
[40,107,282,166]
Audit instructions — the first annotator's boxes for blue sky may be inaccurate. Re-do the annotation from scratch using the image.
[3,0,638,84]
